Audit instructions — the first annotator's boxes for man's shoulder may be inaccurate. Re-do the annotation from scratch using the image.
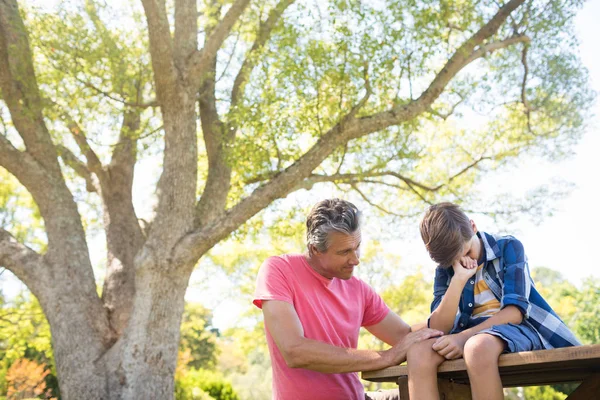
[264,253,303,265]
[261,253,305,273]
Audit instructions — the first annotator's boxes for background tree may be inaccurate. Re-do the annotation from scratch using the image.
[0,0,593,398]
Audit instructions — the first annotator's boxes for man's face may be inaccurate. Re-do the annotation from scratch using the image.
[312,230,362,280]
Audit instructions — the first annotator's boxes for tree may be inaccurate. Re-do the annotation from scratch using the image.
[0,0,592,398]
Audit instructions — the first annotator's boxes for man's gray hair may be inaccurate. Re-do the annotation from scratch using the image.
[306,199,361,254]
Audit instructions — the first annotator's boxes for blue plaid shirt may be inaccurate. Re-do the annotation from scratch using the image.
[430,231,580,349]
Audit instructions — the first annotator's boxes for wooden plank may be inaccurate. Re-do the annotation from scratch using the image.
[397,376,409,400]
[362,344,600,385]
[438,379,472,400]
[565,373,600,400]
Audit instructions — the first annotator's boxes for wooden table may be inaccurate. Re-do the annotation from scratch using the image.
[362,344,600,399]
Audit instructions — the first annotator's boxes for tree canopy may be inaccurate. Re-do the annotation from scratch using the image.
[0,0,593,397]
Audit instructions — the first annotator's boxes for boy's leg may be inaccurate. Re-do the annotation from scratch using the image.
[463,333,505,400]
[407,338,445,400]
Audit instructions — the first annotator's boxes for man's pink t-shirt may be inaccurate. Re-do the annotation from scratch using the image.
[253,254,389,400]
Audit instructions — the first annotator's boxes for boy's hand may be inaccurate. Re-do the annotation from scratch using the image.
[431,332,469,360]
[459,256,478,269]
[452,258,478,282]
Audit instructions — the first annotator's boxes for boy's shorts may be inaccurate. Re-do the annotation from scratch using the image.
[463,317,545,353]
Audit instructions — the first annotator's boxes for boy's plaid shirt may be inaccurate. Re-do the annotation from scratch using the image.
[429,231,581,349]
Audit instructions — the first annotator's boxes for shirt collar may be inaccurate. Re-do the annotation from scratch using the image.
[478,231,501,261]
[301,255,336,287]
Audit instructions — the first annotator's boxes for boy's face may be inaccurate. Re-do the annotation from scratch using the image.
[455,220,482,263]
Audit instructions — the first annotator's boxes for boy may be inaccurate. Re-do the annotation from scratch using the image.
[408,202,580,400]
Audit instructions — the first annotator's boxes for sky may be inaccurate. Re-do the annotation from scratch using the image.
[2,0,599,330]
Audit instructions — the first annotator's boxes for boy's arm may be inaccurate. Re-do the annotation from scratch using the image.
[262,300,443,373]
[429,260,478,334]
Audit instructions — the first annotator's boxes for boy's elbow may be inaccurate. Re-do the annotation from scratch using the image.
[507,305,525,324]
[428,314,453,334]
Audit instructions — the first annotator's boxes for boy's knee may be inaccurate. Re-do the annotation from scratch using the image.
[464,334,503,368]
[407,339,443,370]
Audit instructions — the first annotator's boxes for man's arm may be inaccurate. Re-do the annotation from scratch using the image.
[364,311,410,346]
[263,300,442,373]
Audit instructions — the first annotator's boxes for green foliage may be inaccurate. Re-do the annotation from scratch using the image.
[572,278,600,344]
[522,385,567,400]
[180,303,220,370]
[176,369,239,400]
[7,0,590,242]
[0,292,58,398]
[0,169,45,252]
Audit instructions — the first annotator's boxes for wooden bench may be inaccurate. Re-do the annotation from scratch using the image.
[362,344,600,399]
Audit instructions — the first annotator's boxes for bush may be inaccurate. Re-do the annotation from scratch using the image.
[176,369,239,400]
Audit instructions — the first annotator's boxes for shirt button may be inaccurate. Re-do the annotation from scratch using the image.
[459,323,464,327]
[468,303,473,307]
[470,280,475,285]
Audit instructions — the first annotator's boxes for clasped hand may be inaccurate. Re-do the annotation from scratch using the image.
[452,256,478,281]
[432,332,469,360]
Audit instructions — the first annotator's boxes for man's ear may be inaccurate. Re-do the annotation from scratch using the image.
[470,219,478,233]
[308,244,319,256]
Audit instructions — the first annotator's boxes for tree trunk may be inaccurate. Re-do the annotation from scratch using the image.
[104,255,194,399]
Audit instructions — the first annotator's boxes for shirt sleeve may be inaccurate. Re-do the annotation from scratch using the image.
[361,281,390,327]
[253,256,294,309]
[501,237,532,318]
[430,266,450,313]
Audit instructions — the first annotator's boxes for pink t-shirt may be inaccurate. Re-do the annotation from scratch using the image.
[253,254,389,400]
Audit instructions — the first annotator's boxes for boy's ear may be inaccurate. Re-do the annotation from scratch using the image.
[470,219,478,233]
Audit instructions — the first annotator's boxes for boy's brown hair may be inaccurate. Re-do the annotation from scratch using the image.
[419,202,473,267]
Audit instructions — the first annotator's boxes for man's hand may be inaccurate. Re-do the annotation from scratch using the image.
[384,328,444,366]
[452,257,478,282]
[431,332,469,360]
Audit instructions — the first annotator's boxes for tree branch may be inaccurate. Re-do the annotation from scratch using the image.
[463,34,530,65]
[188,0,251,89]
[61,113,105,177]
[350,0,527,140]
[140,0,178,101]
[99,109,145,336]
[110,111,140,170]
[349,183,406,217]
[520,42,533,132]
[77,78,158,108]
[174,0,198,64]
[230,0,295,110]
[56,145,98,193]
[196,51,230,225]
[0,0,61,175]
[0,228,42,289]
[172,0,526,265]
[428,93,465,120]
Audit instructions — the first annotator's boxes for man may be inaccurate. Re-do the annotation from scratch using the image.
[253,198,443,399]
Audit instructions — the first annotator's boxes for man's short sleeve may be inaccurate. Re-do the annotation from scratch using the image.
[361,281,390,327]
[253,256,294,309]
